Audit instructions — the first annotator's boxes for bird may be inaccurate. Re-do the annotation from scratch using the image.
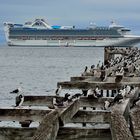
[52,93,70,108]
[84,66,88,72]
[69,93,83,101]
[55,85,62,96]
[62,93,71,102]
[104,100,111,110]
[52,97,64,108]
[81,66,88,76]
[124,85,131,94]
[72,93,83,99]
[130,97,140,109]
[119,89,126,98]
[15,94,24,107]
[10,87,21,94]
[87,88,97,99]
[113,93,123,103]
[19,120,32,127]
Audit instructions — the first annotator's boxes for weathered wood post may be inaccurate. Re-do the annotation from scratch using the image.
[82,90,88,127]
[32,110,59,140]
[106,90,109,97]
[58,100,80,126]
[110,109,134,140]
[110,99,134,140]
[101,89,103,97]
[111,90,115,97]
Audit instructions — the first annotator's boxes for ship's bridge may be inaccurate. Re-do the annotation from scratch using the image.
[24,18,52,29]
[109,21,131,35]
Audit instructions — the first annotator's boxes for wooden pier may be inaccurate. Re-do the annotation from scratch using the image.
[0,47,140,140]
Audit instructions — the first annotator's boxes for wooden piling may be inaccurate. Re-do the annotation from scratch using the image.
[32,110,59,140]
[106,90,109,97]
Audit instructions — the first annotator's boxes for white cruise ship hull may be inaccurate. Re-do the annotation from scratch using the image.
[7,36,140,47]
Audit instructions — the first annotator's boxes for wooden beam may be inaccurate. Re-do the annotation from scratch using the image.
[57,81,140,90]
[57,126,111,140]
[0,107,51,122]
[23,96,63,108]
[32,110,59,140]
[79,97,113,107]
[71,110,111,123]
[71,76,102,82]
[110,107,134,140]
[23,95,113,108]
[71,76,140,83]
[111,98,130,116]
[58,100,80,126]
[0,127,36,140]
[70,76,91,81]
[130,108,140,138]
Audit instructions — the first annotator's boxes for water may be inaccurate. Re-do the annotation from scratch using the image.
[0,45,107,139]
[0,45,104,106]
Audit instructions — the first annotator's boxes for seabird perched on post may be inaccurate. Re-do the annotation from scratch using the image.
[96,60,101,69]
[68,93,83,102]
[72,93,83,99]
[95,86,102,97]
[104,100,111,110]
[53,93,70,108]
[15,94,24,107]
[130,97,140,109]
[55,85,62,96]
[84,66,88,73]
[113,92,123,103]
[124,85,131,94]
[53,97,63,108]
[62,93,71,102]
[81,66,88,76]
[104,91,124,109]
[87,88,97,99]
[10,87,22,94]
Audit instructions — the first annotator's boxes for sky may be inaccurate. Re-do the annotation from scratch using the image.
[0,0,140,42]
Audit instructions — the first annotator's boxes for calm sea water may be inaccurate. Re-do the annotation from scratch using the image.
[0,45,104,106]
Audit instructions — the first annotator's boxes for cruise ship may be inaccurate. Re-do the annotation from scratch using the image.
[4,18,140,47]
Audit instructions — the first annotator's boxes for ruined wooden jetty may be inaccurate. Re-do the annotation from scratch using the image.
[0,47,140,140]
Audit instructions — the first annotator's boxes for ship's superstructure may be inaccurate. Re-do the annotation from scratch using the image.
[4,19,140,47]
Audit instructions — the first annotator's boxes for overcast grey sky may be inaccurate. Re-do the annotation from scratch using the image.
[0,0,140,34]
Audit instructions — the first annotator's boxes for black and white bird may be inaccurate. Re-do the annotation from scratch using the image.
[53,93,70,108]
[104,91,124,110]
[104,100,111,110]
[81,66,88,76]
[113,93,123,103]
[15,94,24,107]
[87,88,97,99]
[53,97,63,108]
[71,93,83,99]
[55,85,62,96]
[10,87,21,94]
[62,93,71,102]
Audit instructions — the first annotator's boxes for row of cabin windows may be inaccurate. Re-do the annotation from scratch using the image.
[10,29,121,36]
[9,36,119,40]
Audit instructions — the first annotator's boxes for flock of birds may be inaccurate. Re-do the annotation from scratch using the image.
[104,85,140,110]
[52,84,140,110]
[53,85,83,108]
[82,47,140,79]
[9,83,140,110]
